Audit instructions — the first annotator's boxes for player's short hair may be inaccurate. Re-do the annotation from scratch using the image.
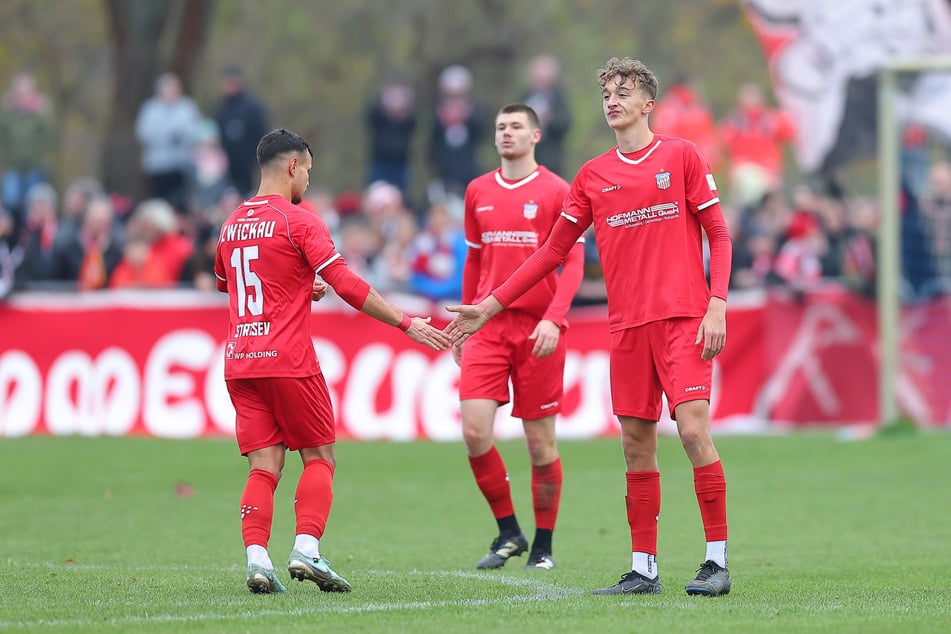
[598,57,658,100]
[256,128,313,168]
[497,103,541,129]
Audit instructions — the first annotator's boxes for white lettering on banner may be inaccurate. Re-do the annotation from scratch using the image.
[314,338,346,418]
[143,330,217,438]
[343,344,430,440]
[419,353,464,441]
[0,351,42,436]
[46,349,139,436]
[754,303,858,420]
[204,345,235,435]
[557,351,613,438]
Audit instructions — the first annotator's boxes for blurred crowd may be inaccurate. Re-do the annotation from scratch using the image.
[1,61,949,305]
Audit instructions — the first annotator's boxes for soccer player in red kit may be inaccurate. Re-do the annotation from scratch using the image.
[445,59,733,597]
[457,104,584,571]
[214,128,450,594]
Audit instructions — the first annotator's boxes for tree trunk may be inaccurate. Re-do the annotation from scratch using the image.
[101,0,214,202]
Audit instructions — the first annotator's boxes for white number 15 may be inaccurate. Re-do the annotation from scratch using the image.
[230,246,263,317]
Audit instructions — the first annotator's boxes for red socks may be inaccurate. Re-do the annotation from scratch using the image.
[468,446,515,519]
[531,458,563,531]
[294,458,335,539]
[240,469,278,548]
[625,470,661,555]
[693,460,728,541]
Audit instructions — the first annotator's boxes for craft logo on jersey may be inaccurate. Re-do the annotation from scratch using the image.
[655,171,671,190]
[523,202,538,219]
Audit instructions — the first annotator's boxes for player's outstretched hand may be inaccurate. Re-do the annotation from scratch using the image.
[311,279,328,302]
[443,304,488,346]
[405,316,452,351]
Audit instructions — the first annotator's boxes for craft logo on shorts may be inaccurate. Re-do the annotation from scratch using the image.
[655,171,671,190]
[225,341,236,359]
[523,202,538,219]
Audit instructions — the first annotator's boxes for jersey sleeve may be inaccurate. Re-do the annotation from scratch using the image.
[493,215,585,308]
[295,211,341,272]
[462,183,483,304]
[683,140,720,214]
[561,164,594,228]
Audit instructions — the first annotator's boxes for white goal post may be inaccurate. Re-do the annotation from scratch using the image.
[877,56,951,425]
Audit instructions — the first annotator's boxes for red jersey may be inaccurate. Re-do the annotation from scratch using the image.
[463,166,579,322]
[494,135,729,332]
[564,135,720,330]
[214,194,339,379]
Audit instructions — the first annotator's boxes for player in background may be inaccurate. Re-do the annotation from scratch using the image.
[444,59,733,597]
[457,104,584,571]
[214,128,450,594]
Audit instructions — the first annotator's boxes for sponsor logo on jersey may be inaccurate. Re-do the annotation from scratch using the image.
[225,341,236,359]
[601,184,622,193]
[684,385,707,392]
[481,230,539,246]
[706,173,717,191]
[246,208,255,216]
[477,205,494,212]
[523,203,538,219]
[606,202,680,228]
[656,171,671,190]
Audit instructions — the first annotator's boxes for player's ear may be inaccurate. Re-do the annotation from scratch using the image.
[642,99,655,115]
[288,156,298,177]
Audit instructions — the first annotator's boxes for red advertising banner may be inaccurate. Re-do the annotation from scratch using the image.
[1,288,948,438]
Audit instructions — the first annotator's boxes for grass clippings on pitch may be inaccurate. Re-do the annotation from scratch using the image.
[0,431,949,633]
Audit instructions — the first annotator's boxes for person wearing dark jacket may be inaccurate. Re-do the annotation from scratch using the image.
[214,67,269,199]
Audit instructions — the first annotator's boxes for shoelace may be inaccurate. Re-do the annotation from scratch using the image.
[693,561,720,581]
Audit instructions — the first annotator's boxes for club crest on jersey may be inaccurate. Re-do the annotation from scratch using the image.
[656,171,671,190]
[523,203,538,219]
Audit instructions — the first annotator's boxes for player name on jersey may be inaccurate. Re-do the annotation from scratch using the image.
[220,220,277,242]
[234,321,272,337]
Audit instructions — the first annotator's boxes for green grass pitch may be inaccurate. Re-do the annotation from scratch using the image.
[1,431,949,633]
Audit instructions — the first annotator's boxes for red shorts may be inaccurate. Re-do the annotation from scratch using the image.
[226,374,336,455]
[459,310,565,420]
[610,317,712,420]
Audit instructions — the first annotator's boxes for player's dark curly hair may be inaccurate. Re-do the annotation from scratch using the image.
[256,128,313,167]
[598,57,658,100]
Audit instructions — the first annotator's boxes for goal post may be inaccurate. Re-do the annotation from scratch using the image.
[877,56,951,426]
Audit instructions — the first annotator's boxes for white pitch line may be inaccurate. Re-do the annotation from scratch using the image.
[0,569,585,629]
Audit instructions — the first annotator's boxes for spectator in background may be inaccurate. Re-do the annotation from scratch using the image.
[135,72,202,214]
[773,210,824,293]
[51,195,123,290]
[365,70,417,197]
[719,82,795,207]
[58,178,105,247]
[521,55,572,177]
[0,206,15,299]
[408,201,466,301]
[429,65,485,202]
[842,196,878,297]
[110,198,192,289]
[653,74,720,172]
[0,72,56,236]
[214,66,269,198]
[919,159,951,285]
[191,119,231,213]
[12,182,59,289]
